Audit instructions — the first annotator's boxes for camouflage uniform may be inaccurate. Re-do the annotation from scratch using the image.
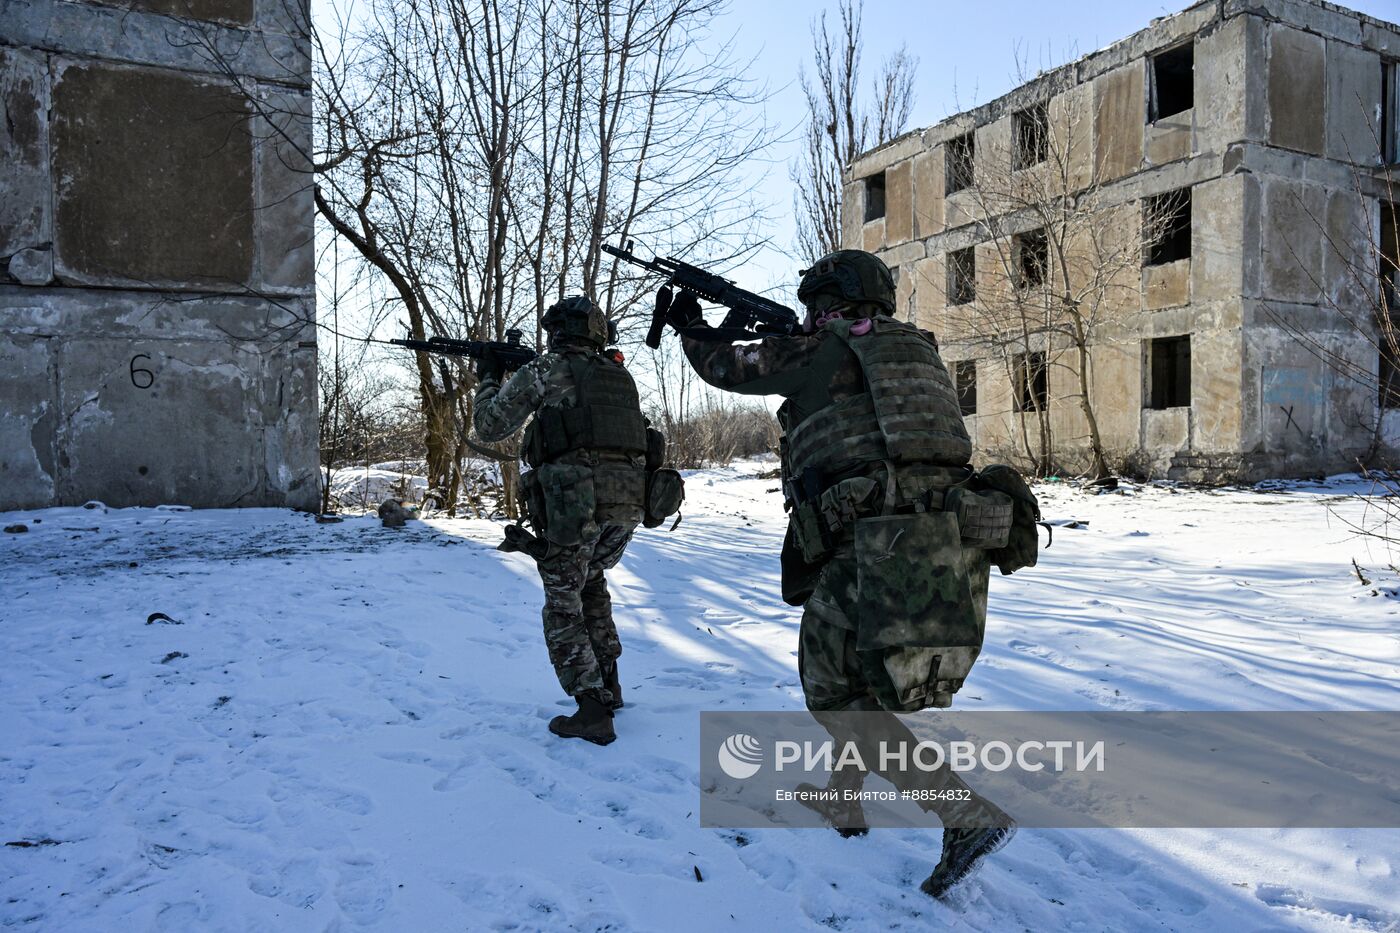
[681,329,982,715]
[680,265,1003,826]
[474,349,639,707]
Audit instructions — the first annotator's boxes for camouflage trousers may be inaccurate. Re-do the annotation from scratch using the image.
[536,522,635,703]
[797,544,1003,826]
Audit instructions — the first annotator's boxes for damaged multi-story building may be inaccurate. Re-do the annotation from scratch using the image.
[0,0,319,510]
[843,0,1400,481]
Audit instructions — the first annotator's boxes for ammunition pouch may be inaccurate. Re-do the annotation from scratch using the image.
[643,468,685,529]
[854,511,985,712]
[945,486,1014,551]
[789,475,879,564]
[969,464,1041,575]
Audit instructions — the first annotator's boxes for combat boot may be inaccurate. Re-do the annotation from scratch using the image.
[920,818,1017,900]
[602,660,624,711]
[794,782,869,838]
[548,690,616,746]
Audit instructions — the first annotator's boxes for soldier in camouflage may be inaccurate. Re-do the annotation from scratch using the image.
[662,249,1015,898]
[474,296,649,747]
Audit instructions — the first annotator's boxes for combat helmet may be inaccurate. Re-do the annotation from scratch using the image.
[797,249,896,315]
[542,295,614,349]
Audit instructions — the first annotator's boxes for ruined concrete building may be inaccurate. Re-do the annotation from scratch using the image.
[0,0,318,510]
[844,0,1400,481]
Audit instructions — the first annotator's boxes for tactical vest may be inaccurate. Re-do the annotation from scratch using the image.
[783,317,971,485]
[524,352,649,467]
[520,351,649,544]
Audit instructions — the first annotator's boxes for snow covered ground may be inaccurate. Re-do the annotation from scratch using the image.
[3,464,1399,932]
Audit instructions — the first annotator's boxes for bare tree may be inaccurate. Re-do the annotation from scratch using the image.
[790,0,917,262]
[308,0,775,514]
[932,79,1181,479]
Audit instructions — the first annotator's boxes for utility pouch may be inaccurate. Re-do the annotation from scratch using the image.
[970,464,1041,575]
[594,464,646,525]
[790,476,879,564]
[854,511,984,712]
[853,511,980,653]
[536,462,598,546]
[645,426,667,473]
[643,468,685,529]
[944,486,1014,550]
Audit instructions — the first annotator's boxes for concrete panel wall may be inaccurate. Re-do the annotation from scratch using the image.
[1267,25,1326,155]
[1094,65,1145,183]
[0,0,318,510]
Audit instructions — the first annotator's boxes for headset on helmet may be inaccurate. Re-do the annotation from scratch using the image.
[542,295,616,348]
[797,250,896,315]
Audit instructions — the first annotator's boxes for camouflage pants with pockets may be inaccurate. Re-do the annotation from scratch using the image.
[536,522,635,703]
[798,545,996,824]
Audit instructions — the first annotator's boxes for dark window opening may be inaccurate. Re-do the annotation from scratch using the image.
[1015,228,1049,290]
[864,172,887,222]
[1148,336,1191,409]
[946,132,975,194]
[1385,62,1400,164]
[1149,43,1194,122]
[955,360,978,415]
[947,247,976,306]
[1013,103,1049,170]
[1145,188,1192,266]
[1382,202,1400,408]
[1014,351,1048,412]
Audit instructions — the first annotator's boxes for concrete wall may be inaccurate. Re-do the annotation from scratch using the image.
[0,0,318,509]
[841,0,1400,482]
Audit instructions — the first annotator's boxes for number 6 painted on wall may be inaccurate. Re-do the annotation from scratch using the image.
[130,354,155,390]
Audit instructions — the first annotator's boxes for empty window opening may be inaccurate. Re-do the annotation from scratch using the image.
[864,172,887,222]
[1145,188,1192,266]
[946,132,975,195]
[955,360,978,415]
[1384,62,1400,164]
[1149,43,1194,122]
[947,247,976,306]
[1381,202,1400,408]
[1013,103,1049,170]
[1015,228,1049,290]
[1014,351,1048,412]
[1148,336,1191,409]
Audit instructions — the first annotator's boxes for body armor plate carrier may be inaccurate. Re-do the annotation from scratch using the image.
[526,353,649,467]
[785,317,972,482]
[521,351,650,546]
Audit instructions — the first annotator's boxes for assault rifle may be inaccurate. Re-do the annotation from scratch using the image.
[602,241,800,348]
[390,328,538,373]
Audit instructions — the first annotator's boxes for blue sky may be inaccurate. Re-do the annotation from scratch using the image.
[724,0,1400,298]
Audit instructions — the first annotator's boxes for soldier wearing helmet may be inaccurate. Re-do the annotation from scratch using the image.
[663,249,1017,898]
[474,295,647,746]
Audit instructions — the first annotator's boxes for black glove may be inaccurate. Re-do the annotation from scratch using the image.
[666,289,704,330]
[477,346,504,384]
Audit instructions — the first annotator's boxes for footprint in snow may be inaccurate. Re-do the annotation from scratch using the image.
[1255,883,1399,930]
[333,854,393,924]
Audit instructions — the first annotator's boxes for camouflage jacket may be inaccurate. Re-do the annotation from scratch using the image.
[681,316,941,430]
[473,350,588,442]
